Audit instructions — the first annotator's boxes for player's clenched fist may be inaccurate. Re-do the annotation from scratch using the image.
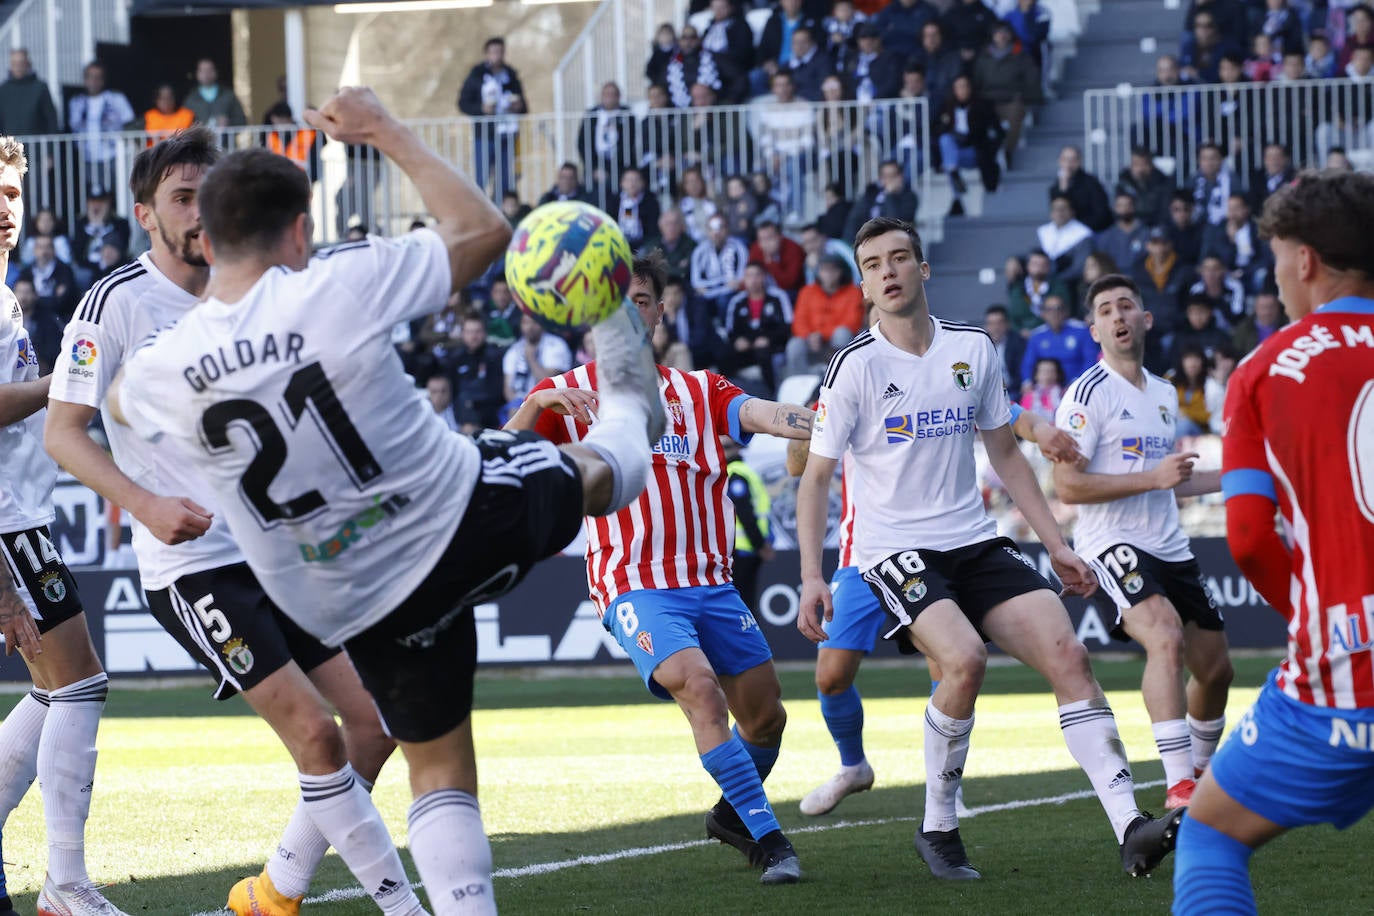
[304,87,396,145]
[137,494,213,545]
[797,576,834,643]
[1150,451,1200,491]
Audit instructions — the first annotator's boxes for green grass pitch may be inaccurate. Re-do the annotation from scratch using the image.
[1,653,1370,914]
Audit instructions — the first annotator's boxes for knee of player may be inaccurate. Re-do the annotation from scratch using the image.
[290,712,350,771]
[749,701,787,743]
[815,666,855,695]
[1194,649,1235,691]
[675,671,730,726]
[937,643,989,691]
[1139,616,1187,663]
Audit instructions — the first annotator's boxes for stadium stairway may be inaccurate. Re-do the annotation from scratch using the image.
[922,0,1183,322]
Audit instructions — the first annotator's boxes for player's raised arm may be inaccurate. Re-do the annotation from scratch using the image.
[0,374,50,427]
[303,87,510,291]
[739,398,814,439]
[1054,451,1202,505]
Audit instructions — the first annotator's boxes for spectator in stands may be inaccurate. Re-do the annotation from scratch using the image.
[1205,53,1263,159]
[137,83,195,144]
[1007,248,1070,333]
[500,191,531,226]
[1137,54,1197,156]
[844,159,919,241]
[458,37,525,200]
[1231,288,1285,353]
[539,162,592,206]
[722,261,792,390]
[72,189,129,279]
[1248,142,1295,214]
[1050,145,1111,233]
[755,0,818,96]
[1131,226,1192,368]
[1205,341,1237,433]
[1169,294,1233,367]
[425,374,462,433]
[661,277,694,357]
[447,313,506,433]
[1005,0,1054,96]
[14,277,60,374]
[614,167,659,251]
[484,277,522,346]
[678,165,718,244]
[1326,146,1353,170]
[816,76,862,199]
[1114,146,1172,227]
[68,61,135,197]
[666,27,720,109]
[722,173,761,242]
[637,83,678,195]
[1081,250,1118,293]
[785,253,863,375]
[20,234,78,322]
[690,212,749,321]
[1316,46,1374,164]
[1179,9,1241,83]
[1340,4,1374,71]
[1036,193,1093,287]
[844,22,904,102]
[750,171,784,226]
[800,221,854,281]
[750,220,806,298]
[1186,254,1247,325]
[816,182,850,239]
[646,23,679,88]
[1019,294,1098,389]
[1095,192,1150,271]
[984,303,1026,390]
[913,20,963,109]
[1305,32,1338,78]
[417,292,465,369]
[1258,0,1305,58]
[1190,141,1233,226]
[262,102,322,181]
[786,27,832,102]
[942,0,999,66]
[645,208,696,282]
[184,58,246,129]
[0,49,58,137]
[757,71,816,220]
[20,208,70,266]
[702,0,755,103]
[888,64,930,185]
[1184,0,1248,51]
[578,81,637,212]
[936,74,1003,216]
[1201,193,1270,293]
[973,22,1041,171]
[823,0,865,73]
[872,0,938,60]
[1245,32,1280,81]
[1164,189,1204,265]
[1171,345,1213,436]
[681,82,732,177]
[95,240,128,281]
[1271,47,1308,83]
[1020,356,1066,421]
[502,313,573,410]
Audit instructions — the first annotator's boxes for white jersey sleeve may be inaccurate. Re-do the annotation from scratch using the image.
[810,331,868,460]
[49,265,141,409]
[0,288,57,531]
[321,229,452,332]
[1056,365,1106,464]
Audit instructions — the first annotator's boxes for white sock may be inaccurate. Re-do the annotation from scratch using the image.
[1058,698,1140,843]
[1152,718,1194,787]
[0,689,47,823]
[407,789,494,916]
[266,799,329,898]
[921,704,973,834]
[299,765,423,915]
[1187,713,1226,775]
[584,394,653,514]
[40,673,107,886]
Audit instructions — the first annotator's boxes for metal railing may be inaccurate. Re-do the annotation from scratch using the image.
[1084,78,1374,192]
[553,0,687,116]
[1,0,130,117]
[15,98,935,248]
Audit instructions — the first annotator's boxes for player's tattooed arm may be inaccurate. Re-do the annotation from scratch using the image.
[0,561,40,659]
[740,398,814,440]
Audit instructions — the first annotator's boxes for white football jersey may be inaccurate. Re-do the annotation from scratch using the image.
[119,230,481,645]
[0,284,57,532]
[1055,362,1192,563]
[810,317,1011,570]
[49,255,245,589]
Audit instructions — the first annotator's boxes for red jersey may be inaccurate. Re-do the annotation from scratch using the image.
[1221,297,1374,709]
[531,364,751,613]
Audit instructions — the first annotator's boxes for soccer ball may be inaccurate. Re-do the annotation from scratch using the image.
[504,200,633,333]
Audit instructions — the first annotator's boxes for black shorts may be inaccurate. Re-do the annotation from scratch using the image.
[0,525,83,634]
[862,537,1054,653]
[344,429,584,743]
[146,562,341,700]
[1087,543,1225,642]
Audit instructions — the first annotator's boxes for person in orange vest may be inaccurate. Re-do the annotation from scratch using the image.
[262,101,322,181]
[137,83,194,147]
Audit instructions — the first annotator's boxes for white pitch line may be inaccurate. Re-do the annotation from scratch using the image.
[189,779,1164,914]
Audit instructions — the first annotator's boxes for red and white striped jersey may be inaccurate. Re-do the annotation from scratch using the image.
[837,451,856,569]
[532,364,752,612]
[1221,297,1374,709]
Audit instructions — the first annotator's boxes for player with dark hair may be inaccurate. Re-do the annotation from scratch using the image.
[1173,171,1374,913]
[45,127,430,916]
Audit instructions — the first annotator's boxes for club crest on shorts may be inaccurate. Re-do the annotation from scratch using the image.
[37,572,65,603]
[951,361,973,391]
[902,577,927,603]
[1121,571,1144,595]
[636,630,654,656]
[222,637,255,675]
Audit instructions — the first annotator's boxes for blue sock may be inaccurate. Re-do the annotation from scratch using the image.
[701,739,781,841]
[818,687,866,767]
[1173,815,1257,915]
[731,724,779,782]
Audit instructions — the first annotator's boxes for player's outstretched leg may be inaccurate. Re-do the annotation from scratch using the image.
[802,648,875,817]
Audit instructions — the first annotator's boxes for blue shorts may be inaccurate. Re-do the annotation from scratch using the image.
[1211,671,1374,830]
[819,565,886,653]
[604,584,774,700]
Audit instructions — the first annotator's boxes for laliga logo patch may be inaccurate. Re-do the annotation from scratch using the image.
[814,399,827,435]
[902,577,926,603]
[71,338,98,366]
[635,630,654,656]
[222,637,255,675]
[1067,410,1088,431]
[951,361,973,391]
